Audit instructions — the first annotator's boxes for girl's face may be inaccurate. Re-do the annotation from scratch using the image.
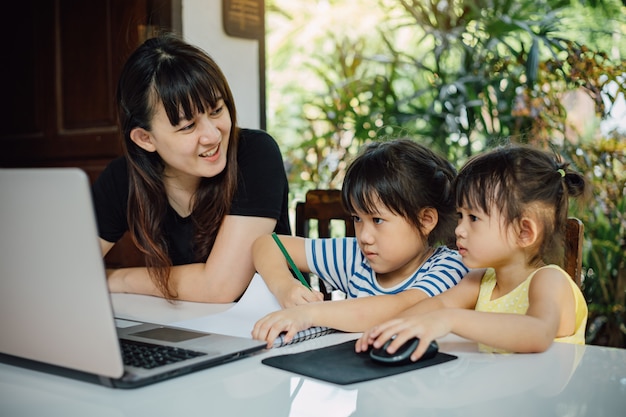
[455,204,517,269]
[353,199,429,286]
[136,98,232,188]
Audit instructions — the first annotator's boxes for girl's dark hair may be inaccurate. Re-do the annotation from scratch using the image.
[116,34,239,298]
[454,144,589,266]
[341,139,457,247]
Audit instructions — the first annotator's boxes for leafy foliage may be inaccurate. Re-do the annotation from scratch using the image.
[267,0,626,346]
[567,138,626,347]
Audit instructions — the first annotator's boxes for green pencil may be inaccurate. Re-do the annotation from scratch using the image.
[271,232,311,290]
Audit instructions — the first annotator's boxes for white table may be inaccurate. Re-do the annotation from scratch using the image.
[1,293,625,417]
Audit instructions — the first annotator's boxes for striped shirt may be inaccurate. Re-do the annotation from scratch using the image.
[305,238,468,298]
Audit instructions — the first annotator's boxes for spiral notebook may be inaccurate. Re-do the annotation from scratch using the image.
[172,273,336,347]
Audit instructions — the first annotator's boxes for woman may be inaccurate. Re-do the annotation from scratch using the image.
[93,35,290,302]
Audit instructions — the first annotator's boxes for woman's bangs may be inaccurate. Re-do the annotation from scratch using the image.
[154,65,223,126]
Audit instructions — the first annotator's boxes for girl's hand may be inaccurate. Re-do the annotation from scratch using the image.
[355,311,453,361]
[273,280,324,308]
[251,306,316,348]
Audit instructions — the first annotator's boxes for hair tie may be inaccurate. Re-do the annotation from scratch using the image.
[557,169,566,178]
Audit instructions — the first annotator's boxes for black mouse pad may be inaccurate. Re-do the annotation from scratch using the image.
[261,340,457,385]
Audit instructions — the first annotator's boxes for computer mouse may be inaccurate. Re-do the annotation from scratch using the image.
[369,337,438,365]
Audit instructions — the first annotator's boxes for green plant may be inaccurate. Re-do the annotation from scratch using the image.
[567,138,626,347]
[512,41,626,145]
[269,0,625,197]
[379,0,586,156]
[283,35,405,191]
[267,0,626,346]
[266,1,414,201]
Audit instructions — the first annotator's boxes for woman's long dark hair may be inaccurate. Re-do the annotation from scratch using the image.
[116,34,239,298]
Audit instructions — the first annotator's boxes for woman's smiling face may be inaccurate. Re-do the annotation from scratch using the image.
[145,98,232,183]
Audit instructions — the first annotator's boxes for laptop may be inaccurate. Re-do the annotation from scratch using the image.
[0,168,266,388]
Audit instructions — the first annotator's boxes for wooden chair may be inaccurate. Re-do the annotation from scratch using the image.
[564,217,584,288]
[295,189,355,238]
[104,232,145,269]
[294,189,354,299]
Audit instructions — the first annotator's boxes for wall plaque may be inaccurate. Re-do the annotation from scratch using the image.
[223,0,264,39]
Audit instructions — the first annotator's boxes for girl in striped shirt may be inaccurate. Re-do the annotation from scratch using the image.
[252,139,468,347]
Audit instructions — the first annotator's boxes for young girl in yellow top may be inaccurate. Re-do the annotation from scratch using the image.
[356,144,589,359]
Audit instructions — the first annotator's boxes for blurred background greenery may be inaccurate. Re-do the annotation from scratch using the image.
[265,0,625,347]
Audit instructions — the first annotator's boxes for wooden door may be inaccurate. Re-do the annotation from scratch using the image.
[1,0,175,267]
[1,0,174,178]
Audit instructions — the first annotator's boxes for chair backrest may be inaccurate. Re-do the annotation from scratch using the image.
[104,232,145,268]
[294,189,354,300]
[295,189,355,238]
[564,217,584,287]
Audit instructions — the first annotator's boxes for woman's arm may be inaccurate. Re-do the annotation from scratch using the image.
[252,235,324,308]
[106,215,277,302]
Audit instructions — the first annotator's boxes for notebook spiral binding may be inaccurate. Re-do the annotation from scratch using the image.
[273,326,336,348]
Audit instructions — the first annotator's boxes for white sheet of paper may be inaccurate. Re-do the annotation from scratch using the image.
[171,273,281,338]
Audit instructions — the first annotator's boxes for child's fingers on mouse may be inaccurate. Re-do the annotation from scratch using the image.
[369,329,393,348]
[355,330,378,352]
[354,338,366,352]
[361,325,381,339]
[364,333,381,348]
[354,334,366,352]
[374,331,402,351]
[410,339,432,361]
[360,327,373,338]
[369,319,405,347]
[386,331,416,353]
[377,322,415,351]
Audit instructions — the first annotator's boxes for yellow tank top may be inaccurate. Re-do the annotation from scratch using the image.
[475,265,587,353]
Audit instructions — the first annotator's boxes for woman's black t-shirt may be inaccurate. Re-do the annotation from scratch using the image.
[92,129,291,265]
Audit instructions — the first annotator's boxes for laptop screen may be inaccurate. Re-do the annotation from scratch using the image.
[0,168,125,378]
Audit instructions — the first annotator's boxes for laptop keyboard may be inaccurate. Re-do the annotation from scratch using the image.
[120,339,207,369]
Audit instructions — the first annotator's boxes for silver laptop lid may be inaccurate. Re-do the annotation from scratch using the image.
[0,168,124,378]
